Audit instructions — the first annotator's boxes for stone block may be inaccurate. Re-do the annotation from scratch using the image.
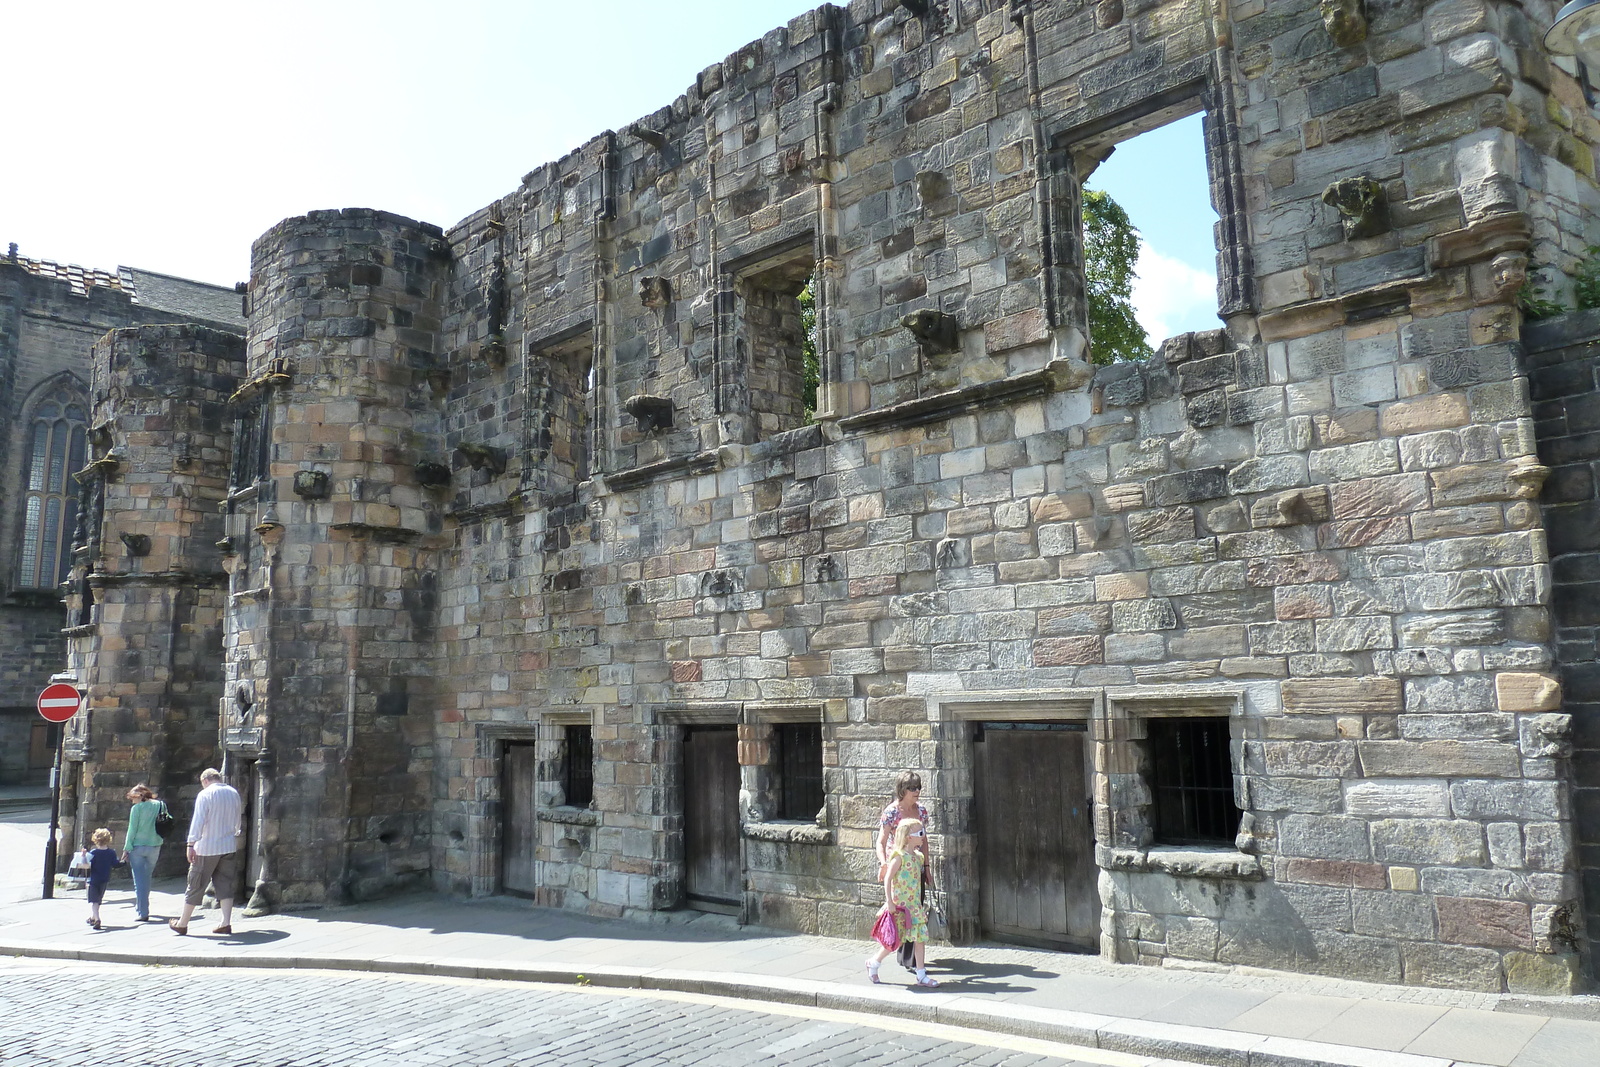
[1351,890,1436,940]
[1400,941,1504,991]
[1281,677,1402,716]
[1034,637,1103,666]
[1436,896,1533,949]
[1370,819,1486,865]
[1126,507,1196,544]
[1328,472,1430,519]
[1495,672,1560,712]
[1279,814,1372,860]
[1358,740,1520,778]
[1380,391,1471,436]
[1447,780,1564,821]
[1309,439,1401,482]
[1343,780,1450,818]
[1249,488,1330,528]
[984,307,1048,353]
[1430,459,1545,507]
[1147,467,1229,506]
[1502,951,1580,995]
[1281,857,1388,889]
[1111,598,1177,632]
[1399,610,1504,646]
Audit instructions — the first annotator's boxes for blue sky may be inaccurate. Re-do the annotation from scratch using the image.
[3,0,1217,342]
[1087,114,1222,343]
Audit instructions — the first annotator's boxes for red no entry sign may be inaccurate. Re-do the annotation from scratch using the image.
[37,684,83,723]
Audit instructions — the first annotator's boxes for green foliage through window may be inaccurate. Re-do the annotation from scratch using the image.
[1082,187,1153,366]
[800,278,819,418]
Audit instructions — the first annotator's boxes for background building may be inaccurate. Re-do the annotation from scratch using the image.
[0,248,241,785]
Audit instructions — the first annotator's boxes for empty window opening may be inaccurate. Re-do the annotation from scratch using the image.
[563,724,594,809]
[231,396,273,489]
[1080,113,1220,363]
[1148,717,1239,846]
[537,337,593,487]
[18,388,86,589]
[740,253,816,439]
[775,723,824,821]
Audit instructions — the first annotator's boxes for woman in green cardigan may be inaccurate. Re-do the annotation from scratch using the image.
[121,784,164,921]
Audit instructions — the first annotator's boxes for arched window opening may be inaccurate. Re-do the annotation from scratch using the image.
[17,388,87,590]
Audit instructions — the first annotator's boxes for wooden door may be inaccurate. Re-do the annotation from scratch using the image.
[234,761,261,893]
[501,742,537,897]
[683,726,739,909]
[975,723,1099,951]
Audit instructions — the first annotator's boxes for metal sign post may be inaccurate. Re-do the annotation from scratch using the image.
[36,683,83,900]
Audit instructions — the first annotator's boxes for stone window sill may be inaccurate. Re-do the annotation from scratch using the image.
[744,821,832,845]
[1103,846,1264,880]
[537,806,598,827]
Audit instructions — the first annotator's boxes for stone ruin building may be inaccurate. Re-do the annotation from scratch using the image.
[43,0,1600,994]
[0,249,242,785]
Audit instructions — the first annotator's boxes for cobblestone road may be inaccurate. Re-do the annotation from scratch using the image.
[0,960,1165,1067]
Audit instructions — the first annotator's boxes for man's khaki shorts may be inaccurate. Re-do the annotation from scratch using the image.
[184,850,238,906]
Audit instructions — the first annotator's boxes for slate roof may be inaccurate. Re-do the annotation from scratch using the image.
[118,266,245,330]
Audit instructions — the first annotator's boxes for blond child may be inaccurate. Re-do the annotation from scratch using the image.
[84,828,125,930]
[866,818,936,987]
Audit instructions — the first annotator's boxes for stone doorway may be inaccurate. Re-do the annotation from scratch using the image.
[682,725,740,913]
[500,741,537,897]
[234,759,262,893]
[973,722,1099,951]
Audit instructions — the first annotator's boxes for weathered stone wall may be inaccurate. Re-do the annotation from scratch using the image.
[1525,307,1600,982]
[220,210,447,907]
[411,0,1594,992]
[60,0,1600,995]
[0,254,244,785]
[58,324,243,872]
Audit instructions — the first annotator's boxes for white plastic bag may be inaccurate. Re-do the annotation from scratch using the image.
[68,849,90,872]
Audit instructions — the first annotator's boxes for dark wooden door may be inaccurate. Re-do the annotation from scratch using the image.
[235,760,261,893]
[975,723,1099,951]
[683,726,740,909]
[501,742,537,897]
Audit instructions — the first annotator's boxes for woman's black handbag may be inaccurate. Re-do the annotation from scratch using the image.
[152,802,175,840]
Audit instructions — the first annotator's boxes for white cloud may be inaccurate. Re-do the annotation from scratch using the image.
[1131,243,1220,346]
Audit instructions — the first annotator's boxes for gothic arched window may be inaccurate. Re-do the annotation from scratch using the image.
[16,387,87,589]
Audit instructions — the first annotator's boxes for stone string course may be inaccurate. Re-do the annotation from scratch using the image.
[60,0,1600,995]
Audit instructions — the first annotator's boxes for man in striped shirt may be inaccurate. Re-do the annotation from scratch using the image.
[169,768,243,936]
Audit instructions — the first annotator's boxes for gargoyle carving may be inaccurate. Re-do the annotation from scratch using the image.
[638,276,671,308]
[1322,176,1388,241]
[456,443,507,476]
[901,308,960,356]
[415,461,452,488]
[292,470,330,500]
[1320,0,1368,48]
[119,532,151,557]
[623,393,674,433]
[701,570,740,597]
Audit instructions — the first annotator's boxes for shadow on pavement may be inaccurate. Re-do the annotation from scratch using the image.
[287,894,788,946]
[926,954,1059,995]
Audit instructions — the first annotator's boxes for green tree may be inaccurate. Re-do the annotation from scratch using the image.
[1082,187,1152,365]
[800,278,819,417]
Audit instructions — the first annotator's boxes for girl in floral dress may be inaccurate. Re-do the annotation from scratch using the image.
[866,818,936,987]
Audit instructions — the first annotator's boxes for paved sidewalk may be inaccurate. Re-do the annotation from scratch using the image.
[2,883,1596,1067]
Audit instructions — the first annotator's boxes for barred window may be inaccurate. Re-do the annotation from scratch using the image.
[563,725,594,808]
[776,723,824,820]
[17,390,87,589]
[1149,717,1239,845]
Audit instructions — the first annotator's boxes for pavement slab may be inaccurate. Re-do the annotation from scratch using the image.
[0,881,1596,1067]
